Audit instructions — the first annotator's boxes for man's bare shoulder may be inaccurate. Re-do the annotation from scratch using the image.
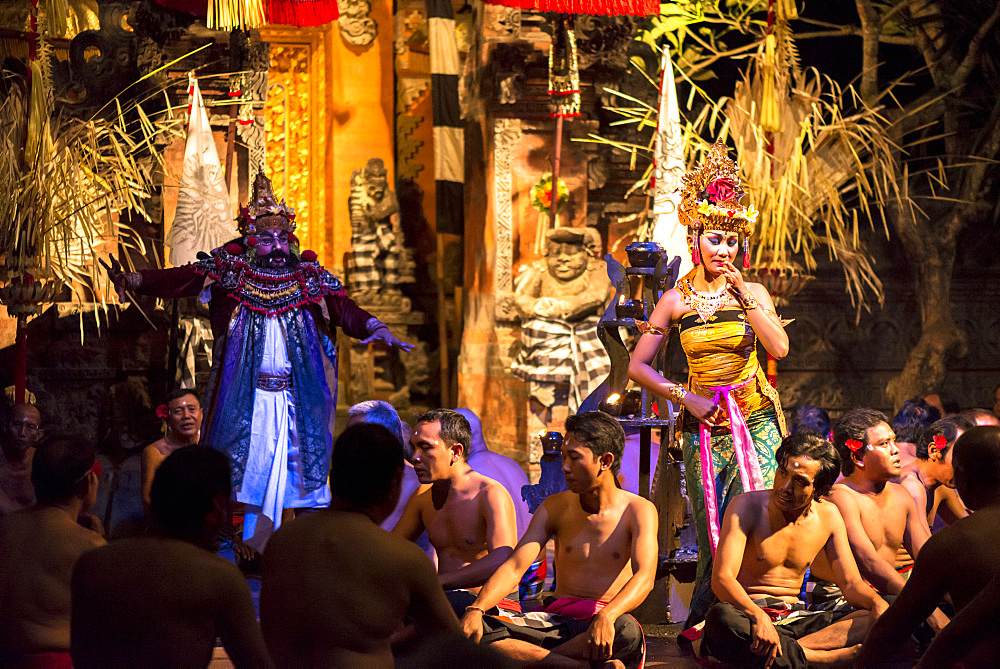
[828,483,863,508]
[886,481,918,508]
[812,498,847,528]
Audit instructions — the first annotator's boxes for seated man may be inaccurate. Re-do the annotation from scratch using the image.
[261,424,460,666]
[0,403,44,515]
[393,409,518,614]
[455,408,542,598]
[141,388,202,513]
[701,432,888,668]
[895,415,974,527]
[828,409,947,628]
[346,400,421,534]
[859,425,1000,667]
[71,447,273,669]
[460,411,657,669]
[0,436,105,667]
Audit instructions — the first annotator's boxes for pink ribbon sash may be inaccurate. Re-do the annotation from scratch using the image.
[698,375,766,556]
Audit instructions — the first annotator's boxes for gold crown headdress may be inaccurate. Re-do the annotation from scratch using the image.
[678,141,758,268]
[236,172,296,236]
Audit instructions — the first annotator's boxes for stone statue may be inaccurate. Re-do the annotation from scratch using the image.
[345,158,415,306]
[337,0,377,48]
[508,227,612,462]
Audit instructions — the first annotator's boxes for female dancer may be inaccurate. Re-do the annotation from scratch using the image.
[628,142,789,621]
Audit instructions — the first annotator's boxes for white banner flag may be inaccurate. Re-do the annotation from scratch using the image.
[165,73,233,267]
[650,46,691,278]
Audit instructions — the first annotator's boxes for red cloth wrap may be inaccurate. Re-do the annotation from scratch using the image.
[543,596,607,621]
[267,0,339,26]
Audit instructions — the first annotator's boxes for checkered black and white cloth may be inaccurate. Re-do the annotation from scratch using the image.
[511,315,610,412]
[345,227,400,293]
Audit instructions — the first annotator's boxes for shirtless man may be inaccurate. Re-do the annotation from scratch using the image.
[0,403,43,515]
[0,436,104,666]
[71,447,272,669]
[261,423,459,667]
[460,411,658,668]
[456,408,544,598]
[895,416,974,528]
[393,409,518,614]
[859,426,1000,666]
[141,389,202,512]
[702,432,888,668]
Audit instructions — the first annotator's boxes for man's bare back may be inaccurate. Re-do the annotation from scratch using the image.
[0,507,104,660]
[262,509,458,667]
[71,537,270,668]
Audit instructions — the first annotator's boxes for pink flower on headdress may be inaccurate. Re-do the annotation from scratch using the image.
[245,236,258,247]
[704,178,738,204]
[155,404,169,420]
[933,435,947,449]
[300,250,317,262]
[225,243,244,255]
[845,438,864,452]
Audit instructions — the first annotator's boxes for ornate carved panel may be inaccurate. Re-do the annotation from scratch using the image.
[493,117,521,321]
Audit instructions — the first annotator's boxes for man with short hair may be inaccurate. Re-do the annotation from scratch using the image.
[895,415,975,527]
[858,426,1000,666]
[460,411,657,668]
[0,436,105,666]
[0,403,43,515]
[827,409,947,629]
[393,409,518,614]
[261,424,460,666]
[960,407,999,427]
[141,389,203,512]
[700,432,888,668]
[71,447,273,669]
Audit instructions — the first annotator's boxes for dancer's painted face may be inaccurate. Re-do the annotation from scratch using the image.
[255,229,291,268]
[699,230,740,270]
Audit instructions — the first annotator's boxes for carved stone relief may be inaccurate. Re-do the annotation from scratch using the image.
[337,0,377,47]
[493,117,522,322]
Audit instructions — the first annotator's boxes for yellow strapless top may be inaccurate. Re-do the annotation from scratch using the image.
[677,307,785,432]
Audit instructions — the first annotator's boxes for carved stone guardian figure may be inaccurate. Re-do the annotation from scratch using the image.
[508,227,612,462]
[345,158,415,306]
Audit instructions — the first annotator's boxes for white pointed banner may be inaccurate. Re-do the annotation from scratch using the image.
[650,46,691,278]
[165,73,233,267]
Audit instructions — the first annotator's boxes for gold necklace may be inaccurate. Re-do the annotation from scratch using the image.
[678,279,730,323]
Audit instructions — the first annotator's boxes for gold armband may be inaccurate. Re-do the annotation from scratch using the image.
[737,290,759,311]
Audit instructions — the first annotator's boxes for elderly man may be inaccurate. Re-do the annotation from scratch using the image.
[699,432,888,668]
[106,172,412,550]
[0,403,43,515]
[0,437,105,667]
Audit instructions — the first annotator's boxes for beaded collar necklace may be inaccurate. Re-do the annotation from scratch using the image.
[677,278,732,324]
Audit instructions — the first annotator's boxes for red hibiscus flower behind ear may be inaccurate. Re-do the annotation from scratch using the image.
[932,435,947,449]
[155,404,169,420]
[845,438,864,452]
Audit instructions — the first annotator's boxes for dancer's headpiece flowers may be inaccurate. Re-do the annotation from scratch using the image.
[678,141,758,267]
[236,172,296,236]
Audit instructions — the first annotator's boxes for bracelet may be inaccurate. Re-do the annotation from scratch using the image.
[737,290,759,311]
[465,605,486,615]
[665,385,688,404]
